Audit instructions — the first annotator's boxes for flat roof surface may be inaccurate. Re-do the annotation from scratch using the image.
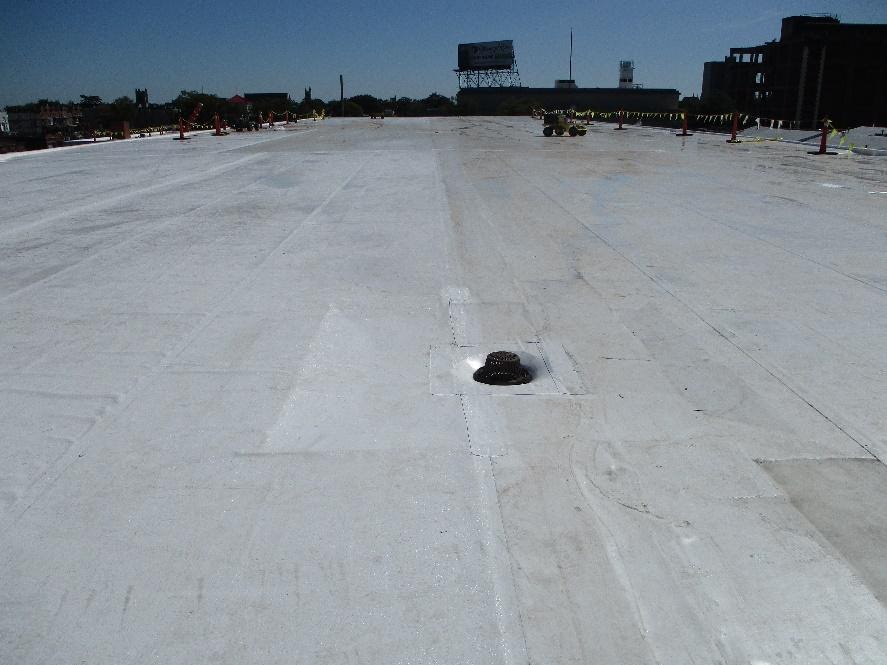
[1,117,887,664]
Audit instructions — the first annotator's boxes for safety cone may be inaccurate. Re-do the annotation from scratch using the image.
[675,112,693,137]
[726,111,741,143]
[174,117,190,140]
[808,117,837,155]
[614,109,627,130]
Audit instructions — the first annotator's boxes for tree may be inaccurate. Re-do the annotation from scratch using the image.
[349,94,383,115]
[171,90,229,122]
[391,96,422,116]
[422,93,456,116]
[79,95,103,107]
[299,97,326,116]
[327,100,364,117]
[111,96,135,122]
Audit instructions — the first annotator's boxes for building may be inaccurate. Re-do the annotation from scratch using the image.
[457,86,679,115]
[227,95,252,111]
[618,61,636,89]
[702,15,887,128]
[7,103,82,136]
[0,111,9,134]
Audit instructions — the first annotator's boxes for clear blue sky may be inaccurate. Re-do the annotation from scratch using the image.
[2,0,885,108]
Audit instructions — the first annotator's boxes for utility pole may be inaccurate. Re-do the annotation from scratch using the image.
[569,29,573,81]
[340,75,344,118]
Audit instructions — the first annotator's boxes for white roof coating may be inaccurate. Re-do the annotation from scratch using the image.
[1,117,887,664]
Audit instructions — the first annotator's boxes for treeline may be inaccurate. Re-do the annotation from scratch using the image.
[5,91,462,122]
[327,92,549,117]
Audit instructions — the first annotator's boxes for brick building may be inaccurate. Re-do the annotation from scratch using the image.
[702,16,887,129]
[7,104,82,136]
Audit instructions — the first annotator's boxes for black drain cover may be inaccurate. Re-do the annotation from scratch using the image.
[473,351,532,385]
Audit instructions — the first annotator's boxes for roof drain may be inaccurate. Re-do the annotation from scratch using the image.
[472,351,532,386]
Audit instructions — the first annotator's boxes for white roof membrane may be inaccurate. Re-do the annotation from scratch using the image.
[1,117,886,663]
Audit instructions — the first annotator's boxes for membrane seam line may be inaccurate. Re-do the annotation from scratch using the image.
[502,158,880,463]
[0,151,370,538]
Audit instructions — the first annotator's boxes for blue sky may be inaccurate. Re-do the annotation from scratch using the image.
[2,0,886,108]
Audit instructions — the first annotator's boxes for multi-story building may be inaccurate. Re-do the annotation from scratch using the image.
[702,15,887,129]
[7,103,82,136]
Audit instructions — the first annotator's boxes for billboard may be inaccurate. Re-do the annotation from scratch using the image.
[457,41,515,71]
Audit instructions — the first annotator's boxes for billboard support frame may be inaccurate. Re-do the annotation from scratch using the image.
[455,66,522,88]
